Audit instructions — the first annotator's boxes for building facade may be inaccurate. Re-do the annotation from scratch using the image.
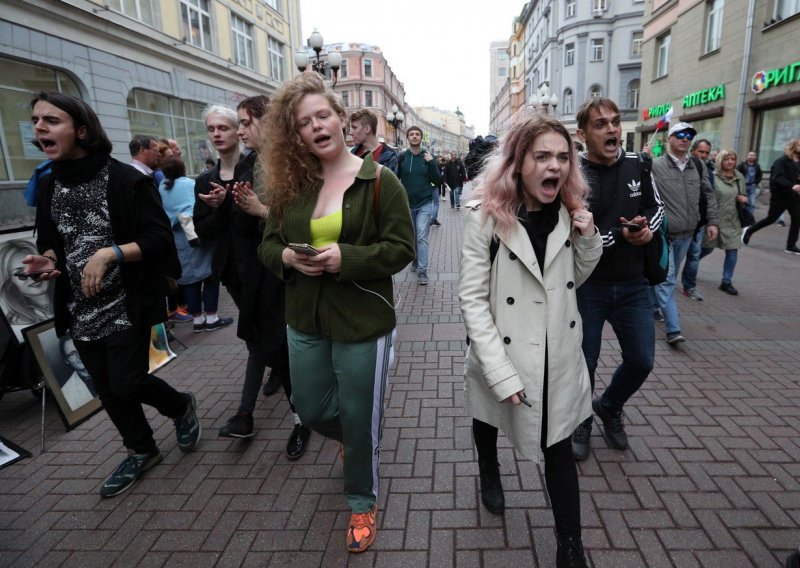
[638,0,800,164]
[489,40,510,105]
[1,0,302,229]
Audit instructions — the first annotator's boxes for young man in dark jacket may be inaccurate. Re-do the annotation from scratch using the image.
[397,126,442,286]
[736,151,763,215]
[25,92,200,498]
[571,97,665,461]
[444,152,468,209]
[349,109,399,174]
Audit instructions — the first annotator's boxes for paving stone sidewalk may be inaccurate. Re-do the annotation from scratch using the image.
[1,185,799,567]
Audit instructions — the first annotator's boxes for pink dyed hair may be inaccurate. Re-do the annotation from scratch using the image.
[473,113,589,239]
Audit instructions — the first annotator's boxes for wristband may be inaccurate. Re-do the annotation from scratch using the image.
[42,254,57,264]
[111,244,124,263]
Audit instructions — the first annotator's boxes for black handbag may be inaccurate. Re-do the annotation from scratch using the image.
[736,201,755,228]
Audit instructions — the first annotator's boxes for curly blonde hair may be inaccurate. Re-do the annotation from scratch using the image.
[260,72,346,219]
[474,113,589,238]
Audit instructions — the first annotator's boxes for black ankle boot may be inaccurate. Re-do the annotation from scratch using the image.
[477,459,505,514]
[556,534,587,568]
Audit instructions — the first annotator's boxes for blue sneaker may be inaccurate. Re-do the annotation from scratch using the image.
[99,450,162,498]
[174,392,201,452]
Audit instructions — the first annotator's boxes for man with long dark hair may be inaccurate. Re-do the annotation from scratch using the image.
[23,92,200,498]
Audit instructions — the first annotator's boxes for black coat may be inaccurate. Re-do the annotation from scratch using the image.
[769,154,800,197]
[444,159,467,188]
[736,160,763,186]
[36,157,180,337]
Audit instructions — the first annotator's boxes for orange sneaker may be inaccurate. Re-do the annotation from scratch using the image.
[346,505,377,553]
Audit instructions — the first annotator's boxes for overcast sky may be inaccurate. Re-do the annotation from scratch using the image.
[299,0,526,135]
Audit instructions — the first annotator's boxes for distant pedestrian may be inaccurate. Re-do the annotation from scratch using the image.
[736,150,763,216]
[258,73,414,554]
[349,108,398,173]
[444,151,467,209]
[742,139,800,255]
[460,113,601,568]
[25,92,200,498]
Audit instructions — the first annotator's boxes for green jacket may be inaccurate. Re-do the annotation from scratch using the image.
[398,148,442,209]
[258,155,415,341]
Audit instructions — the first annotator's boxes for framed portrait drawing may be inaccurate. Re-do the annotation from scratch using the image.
[0,230,55,343]
[23,319,102,430]
[0,436,32,471]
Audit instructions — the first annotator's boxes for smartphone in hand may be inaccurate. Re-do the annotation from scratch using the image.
[13,267,51,281]
[288,243,320,256]
[621,222,643,232]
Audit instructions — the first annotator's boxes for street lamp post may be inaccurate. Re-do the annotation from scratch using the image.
[295,28,342,87]
[386,104,405,147]
[533,81,559,115]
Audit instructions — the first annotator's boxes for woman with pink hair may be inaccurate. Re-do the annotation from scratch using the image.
[459,113,602,568]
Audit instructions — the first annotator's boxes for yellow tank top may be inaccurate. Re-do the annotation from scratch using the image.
[309,209,342,249]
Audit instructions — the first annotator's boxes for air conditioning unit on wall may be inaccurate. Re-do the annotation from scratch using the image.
[593,8,603,17]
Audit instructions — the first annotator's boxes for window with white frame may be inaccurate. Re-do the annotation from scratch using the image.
[231,14,254,69]
[565,43,575,66]
[566,0,576,18]
[774,0,800,18]
[268,36,285,81]
[364,59,373,78]
[593,0,607,10]
[705,0,724,53]
[656,32,670,78]
[340,59,348,78]
[364,90,373,107]
[631,31,643,57]
[341,91,349,107]
[109,0,155,26]
[591,38,604,61]
[265,0,281,13]
[627,79,640,109]
[589,84,602,98]
[181,0,212,51]
[563,88,574,114]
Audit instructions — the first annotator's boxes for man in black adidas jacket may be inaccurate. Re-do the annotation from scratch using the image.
[571,97,665,461]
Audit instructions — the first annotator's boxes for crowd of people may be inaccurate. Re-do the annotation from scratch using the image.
[20,79,800,566]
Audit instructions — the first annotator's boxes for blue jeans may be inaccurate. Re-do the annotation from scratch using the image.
[431,187,440,222]
[410,201,433,273]
[681,226,705,291]
[577,280,655,412]
[746,184,757,216]
[700,247,738,284]
[655,236,693,334]
[449,185,463,208]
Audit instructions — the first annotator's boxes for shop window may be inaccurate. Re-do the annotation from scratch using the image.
[0,57,82,183]
[704,0,724,54]
[126,89,209,176]
[756,104,800,168]
[656,32,670,78]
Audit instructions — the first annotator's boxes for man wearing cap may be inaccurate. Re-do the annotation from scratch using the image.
[651,122,719,345]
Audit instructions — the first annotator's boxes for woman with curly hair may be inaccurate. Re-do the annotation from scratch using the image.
[257,73,414,553]
[459,113,602,568]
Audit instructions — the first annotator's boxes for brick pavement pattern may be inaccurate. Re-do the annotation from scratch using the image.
[1,183,799,567]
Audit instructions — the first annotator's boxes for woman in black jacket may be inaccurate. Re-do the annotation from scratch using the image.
[742,139,800,254]
[25,92,200,498]
[214,95,311,458]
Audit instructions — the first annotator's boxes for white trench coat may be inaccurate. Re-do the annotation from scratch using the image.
[459,202,602,464]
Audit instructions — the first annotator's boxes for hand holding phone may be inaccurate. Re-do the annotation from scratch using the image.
[13,266,51,281]
[621,222,642,232]
[288,243,320,256]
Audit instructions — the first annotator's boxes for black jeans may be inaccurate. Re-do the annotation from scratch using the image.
[74,326,188,454]
[473,419,580,537]
[748,193,800,249]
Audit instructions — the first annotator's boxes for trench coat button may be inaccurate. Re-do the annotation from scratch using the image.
[565,240,571,247]
[503,336,511,344]
[509,252,517,260]
[506,297,514,305]
[569,321,576,328]
[567,281,574,289]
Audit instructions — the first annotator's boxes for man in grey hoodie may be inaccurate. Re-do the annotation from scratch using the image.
[651,122,719,345]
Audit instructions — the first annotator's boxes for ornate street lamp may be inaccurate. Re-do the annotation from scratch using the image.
[386,104,405,147]
[295,28,342,86]
[534,81,559,114]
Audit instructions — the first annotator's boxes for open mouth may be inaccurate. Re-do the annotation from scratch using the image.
[542,177,559,191]
[604,136,618,151]
[38,138,56,149]
[313,134,331,145]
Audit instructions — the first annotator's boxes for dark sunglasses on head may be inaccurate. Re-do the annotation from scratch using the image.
[674,131,694,140]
